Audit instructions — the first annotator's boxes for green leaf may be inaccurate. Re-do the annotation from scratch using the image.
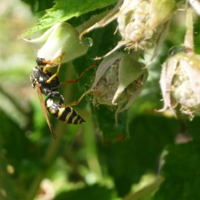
[0,138,17,200]
[96,106,128,143]
[37,0,55,12]
[0,110,43,198]
[21,0,54,12]
[18,0,118,39]
[100,114,178,197]
[54,184,114,200]
[153,142,200,200]
[0,117,41,178]
[153,117,200,199]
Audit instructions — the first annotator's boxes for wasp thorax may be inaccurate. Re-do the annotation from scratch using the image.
[91,52,148,120]
[159,52,200,120]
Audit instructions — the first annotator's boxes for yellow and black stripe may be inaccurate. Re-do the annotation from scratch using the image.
[45,97,85,124]
[30,59,86,138]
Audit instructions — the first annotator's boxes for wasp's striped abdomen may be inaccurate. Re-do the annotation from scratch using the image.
[45,97,85,124]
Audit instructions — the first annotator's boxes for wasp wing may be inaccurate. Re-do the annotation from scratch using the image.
[35,84,57,139]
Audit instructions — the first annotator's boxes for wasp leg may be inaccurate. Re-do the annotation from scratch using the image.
[42,53,65,69]
[45,53,65,83]
[64,89,98,108]
[62,61,98,85]
[37,59,57,67]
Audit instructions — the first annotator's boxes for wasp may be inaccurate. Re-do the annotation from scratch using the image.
[30,57,85,138]
[45,93,85,124]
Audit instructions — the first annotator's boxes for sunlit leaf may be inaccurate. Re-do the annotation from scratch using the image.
[18,0,117,39]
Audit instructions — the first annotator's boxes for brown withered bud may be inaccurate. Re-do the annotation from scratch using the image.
[159,49,200,120]
[90,52,148,123]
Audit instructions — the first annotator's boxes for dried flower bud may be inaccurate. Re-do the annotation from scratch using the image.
[159,50,200,119]
[149,0,182,29]
[90,52,148,122]
[117,0,180,51]
[24,22,89,63]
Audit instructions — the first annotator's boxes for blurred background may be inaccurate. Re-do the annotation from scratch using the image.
[1,0,200,200]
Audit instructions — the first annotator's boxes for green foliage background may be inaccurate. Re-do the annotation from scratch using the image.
[1,0,200,200]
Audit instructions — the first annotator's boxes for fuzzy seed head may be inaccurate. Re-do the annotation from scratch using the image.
[159,51,200,119]
[117,0,179,51]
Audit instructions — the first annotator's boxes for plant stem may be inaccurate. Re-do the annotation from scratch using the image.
[76,10,110,34]
[83,117,103,182]
[184,7,194,53]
